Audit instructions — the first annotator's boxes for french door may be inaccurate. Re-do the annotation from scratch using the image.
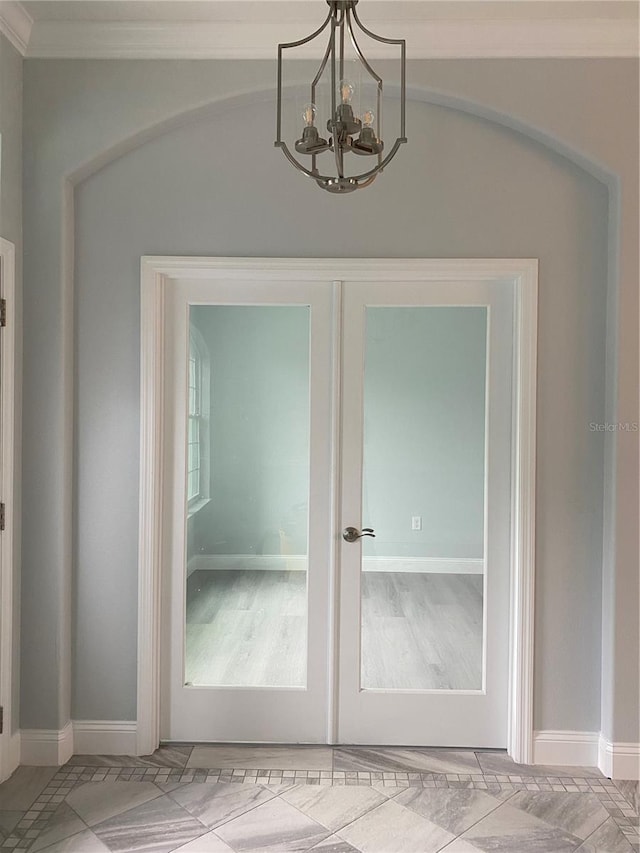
[338,281,512,746]
[164,278,334,743]
[161,267,513,747]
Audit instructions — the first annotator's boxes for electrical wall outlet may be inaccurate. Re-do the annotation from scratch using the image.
[411,516,422,531]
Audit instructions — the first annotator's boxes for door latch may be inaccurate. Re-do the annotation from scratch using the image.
[342,526,375,542]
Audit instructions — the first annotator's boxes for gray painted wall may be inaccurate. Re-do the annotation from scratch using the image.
[191,305,311,560]
[20,59,638,741]
[189,305,486,564]
[362,307,487,561]
[0,33,22,732]
[72,95,606,728]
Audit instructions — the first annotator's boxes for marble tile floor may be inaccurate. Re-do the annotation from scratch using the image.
[0,747,635,853]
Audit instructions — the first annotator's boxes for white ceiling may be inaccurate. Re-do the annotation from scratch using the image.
[20,1,640,21]
[1,0,638,58]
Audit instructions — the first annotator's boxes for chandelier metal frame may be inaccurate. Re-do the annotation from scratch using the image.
[275,0,407,194]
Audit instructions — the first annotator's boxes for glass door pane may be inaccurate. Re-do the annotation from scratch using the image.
[360,307,487,691]
[185,305,310,688]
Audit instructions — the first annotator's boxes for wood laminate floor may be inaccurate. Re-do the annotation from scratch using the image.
[185,569,483,690]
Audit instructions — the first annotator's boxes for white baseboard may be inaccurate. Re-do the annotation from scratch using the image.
[9,731,20,773]
[73,720,137,755]
[21,721,74,766]
[533,730,599,767]
[16,721,636,779]
[188,555,483,575]
[20,720,138,764]
[0,731,22,782]
[534,731,640,779]
[363,557,484,574]
[598,735,640,780]
[187,554,308,575]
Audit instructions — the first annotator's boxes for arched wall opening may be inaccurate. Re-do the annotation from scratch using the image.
[67,89,610,739]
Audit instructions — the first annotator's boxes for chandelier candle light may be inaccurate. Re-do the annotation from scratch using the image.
[275,0,407,194]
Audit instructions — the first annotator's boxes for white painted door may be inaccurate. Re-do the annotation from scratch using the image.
[163,269,512,747]
[338,280,512,746]
[164,276,334,742]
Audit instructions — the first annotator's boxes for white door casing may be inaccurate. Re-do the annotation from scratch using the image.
[137,257,538,760]
[0,238,17,781]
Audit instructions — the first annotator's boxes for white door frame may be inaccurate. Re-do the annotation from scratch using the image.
[0,238,17,782]
[137,257,538,763]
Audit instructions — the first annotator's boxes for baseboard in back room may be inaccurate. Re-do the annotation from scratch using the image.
[187,554,484,576]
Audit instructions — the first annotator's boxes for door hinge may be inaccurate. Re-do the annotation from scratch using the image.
[0,707,3,735]
[0,503,5,531]
[0,299,6,328]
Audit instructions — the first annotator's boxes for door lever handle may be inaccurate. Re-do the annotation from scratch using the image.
[343,526,376,543]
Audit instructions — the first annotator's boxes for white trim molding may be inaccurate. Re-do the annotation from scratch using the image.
[599,736,640,781]
[507,262,538,765]
[20,722,73,766]
[533,730,640,779]
[73,721,137,756]
[138,257,538,758]
[8,732,20,772]
[188,554,484,575]
[363,557,483,574]
[22,11,639,60]
[533,730,600,768]
[136,262,167,756]
[19,721,138,764]
[0,239,17,784]
[0,1,32,54]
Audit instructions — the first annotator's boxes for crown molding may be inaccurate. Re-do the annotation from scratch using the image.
[3,1,638,60]
[24,15,639,60]
[0,1,32,55]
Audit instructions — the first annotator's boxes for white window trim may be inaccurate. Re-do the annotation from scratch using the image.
[186,324,210,514]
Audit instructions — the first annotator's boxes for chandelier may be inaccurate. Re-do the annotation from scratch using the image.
[275,0,407,194]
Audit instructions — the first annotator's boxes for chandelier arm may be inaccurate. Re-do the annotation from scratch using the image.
[346,7,384,143]
[277,8,333,51]
[356,174,378,190]
[349,136,406,181]
[351,5,406,137]
[277,136,405,186]
[339,4,345,83]
[277,141,354,187]
[400,39,406,139]
[345,8,382,86]
[350,5,405,46]
[278,142,327,181]
[311,34,333,106]
[276,46,284,143]
[329,8,340,173]
[334,139,345,179]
